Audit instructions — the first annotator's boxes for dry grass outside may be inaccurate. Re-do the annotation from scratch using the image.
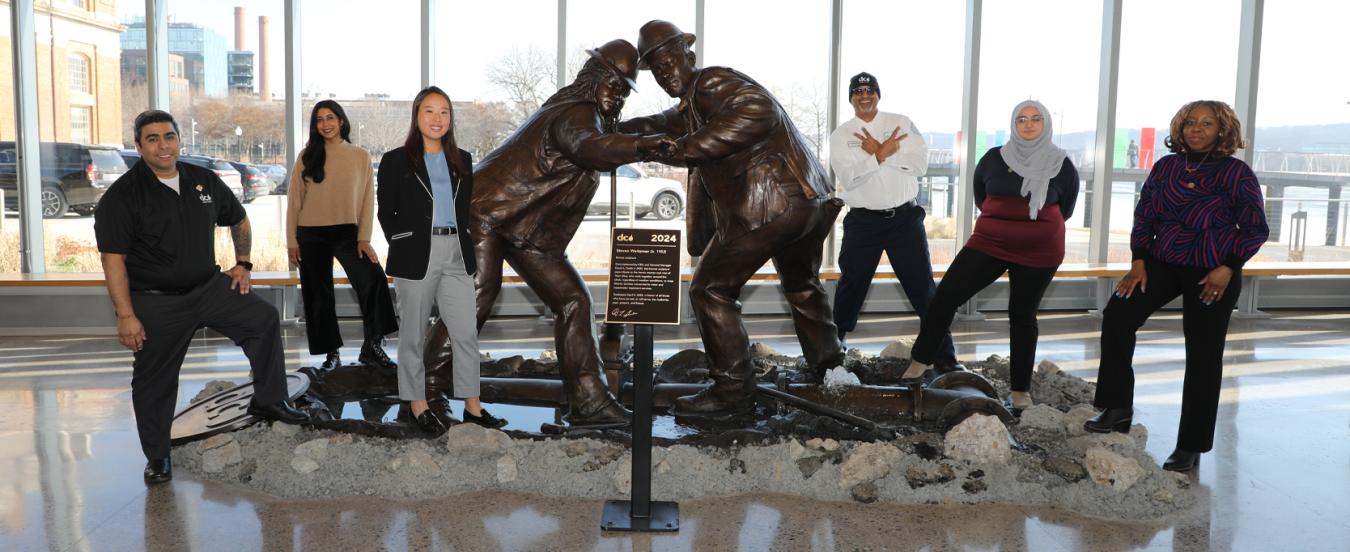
[0,230,292,273]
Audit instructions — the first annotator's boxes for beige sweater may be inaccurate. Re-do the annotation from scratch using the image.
[286,140,376,247]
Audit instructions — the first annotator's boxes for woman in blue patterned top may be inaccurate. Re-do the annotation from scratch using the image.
[1084,100,1268,473]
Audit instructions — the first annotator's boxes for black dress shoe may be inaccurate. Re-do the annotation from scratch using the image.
[1163,449,1201,472]
[144,457,172,484]
[319,351,341,371]
[358,338,396,371]
[464,408,508,429]
[413,409,448,436]
[1083,407,1133,434]
[247,400,309,425]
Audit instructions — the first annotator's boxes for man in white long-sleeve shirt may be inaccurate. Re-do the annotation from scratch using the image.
[828,72,955,368]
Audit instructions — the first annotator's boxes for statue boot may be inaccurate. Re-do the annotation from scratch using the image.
[562,370,631,427]
[672,360,757,418]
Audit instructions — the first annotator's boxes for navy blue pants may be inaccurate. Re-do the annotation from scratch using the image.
[832,205,955,363]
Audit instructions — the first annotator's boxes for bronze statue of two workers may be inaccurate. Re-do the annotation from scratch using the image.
[425,20,844,422]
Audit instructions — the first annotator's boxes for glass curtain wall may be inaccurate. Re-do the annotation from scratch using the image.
[1115,0,1241,262]
[565,0,694,270]
[978,0,1102,265]
[1253,0,1350,262]
[837,0,965,266]
[1,5,18,269]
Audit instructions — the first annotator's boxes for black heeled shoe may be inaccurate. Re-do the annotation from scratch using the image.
[1163,449,1200,472]
[143,457,172,484]
[1083,407,1133,434]
[359,338,396,372]
[319,351,341,371]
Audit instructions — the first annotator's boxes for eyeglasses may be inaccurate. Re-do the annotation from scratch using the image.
[851,86,877,96]
[1015,115,1044,124]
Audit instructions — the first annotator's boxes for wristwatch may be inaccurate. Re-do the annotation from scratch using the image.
[235,261,253,271]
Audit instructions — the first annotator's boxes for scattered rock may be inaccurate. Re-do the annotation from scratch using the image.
[291,456,320,474]
[496,456,518,483]
[329,433,354,446]
[583,446,625,472]
[271,423,300,437]
[612,457,632,491]
[294,438,330,460]
[846,348,865,360]
[750,342,780,357]
[1064,404,1100,436]
[1129,424,1148,449]
[1042,455,1087,482]
[805,438,840,452]
[823,367,861,389]
[1068,432,1139,454]
[962,479,987,494]
[201,440,243,473]
[655,459,671,475]
[657,350,710,383]
[199,434,235,452]
[879,338,915,360]
[905,462,956,489]
[1151,488,1175,505]
[985,354,1007,365]
[943,414,1012,465]
[796,456,826,479]
[850,482,879,503]
[538,349,557,362]
[1085,447,1146,491]
[1019,404,1067,433]
[839,442,901,488]
[562,440,590,458]
[728,458,747,474]
[1036,359,1061,376]
[445,423,512,457]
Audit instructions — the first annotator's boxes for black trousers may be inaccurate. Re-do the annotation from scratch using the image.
[130,273,290,460]
[1093,259,1242,453]
[912,247,1057,390]
[297,224,398,355]
[833,205,955,363]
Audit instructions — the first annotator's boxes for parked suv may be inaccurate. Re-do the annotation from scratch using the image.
[588,164,686,220]
[228,161,274,203]
[0,142,129,218]
[178,155,244,201]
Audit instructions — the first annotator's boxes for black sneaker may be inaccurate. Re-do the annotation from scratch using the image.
[464,408,507,429]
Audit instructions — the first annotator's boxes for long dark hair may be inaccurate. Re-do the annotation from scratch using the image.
[300,100,351,183]
[544,58,615,127]
[402,86,467,177]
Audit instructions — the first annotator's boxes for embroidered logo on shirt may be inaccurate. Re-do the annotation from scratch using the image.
[199,193,213,204]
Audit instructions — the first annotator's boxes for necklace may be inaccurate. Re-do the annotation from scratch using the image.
[1183,150,1211,173]
[1181,150,1211,189]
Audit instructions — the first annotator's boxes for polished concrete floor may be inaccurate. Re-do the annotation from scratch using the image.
[2,309,1348,551]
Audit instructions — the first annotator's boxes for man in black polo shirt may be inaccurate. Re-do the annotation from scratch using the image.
[96,110,307,485]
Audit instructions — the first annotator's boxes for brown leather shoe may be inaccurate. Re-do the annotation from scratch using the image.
[671,384,755,418]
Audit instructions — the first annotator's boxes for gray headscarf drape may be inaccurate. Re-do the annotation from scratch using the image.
[999,100,1067,220]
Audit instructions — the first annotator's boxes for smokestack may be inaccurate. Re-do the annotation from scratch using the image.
[234,7,245,51]
[258,15,270,101]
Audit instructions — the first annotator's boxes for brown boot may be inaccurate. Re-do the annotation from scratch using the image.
[563,374,630,427]
[672,377,756,417]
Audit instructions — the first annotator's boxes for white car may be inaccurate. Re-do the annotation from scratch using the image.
[588,164,685,220]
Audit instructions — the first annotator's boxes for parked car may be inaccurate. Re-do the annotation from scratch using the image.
[258,164,288,195]
[587,164,685,220]
[0,141,129,218]
[119,149,141,169]
[178,154,244,201]
[227,161,274,203]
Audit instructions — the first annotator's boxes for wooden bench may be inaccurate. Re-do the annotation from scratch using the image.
[3,262,1348,319]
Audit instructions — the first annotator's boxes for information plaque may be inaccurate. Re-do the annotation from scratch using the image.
[603,228,682,325]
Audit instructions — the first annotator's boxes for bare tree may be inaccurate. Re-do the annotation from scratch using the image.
[776,84,829,162]
[485,46,556,124]
[456,100,517,158]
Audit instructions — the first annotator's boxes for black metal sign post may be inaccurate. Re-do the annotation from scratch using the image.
[601,227,681,532]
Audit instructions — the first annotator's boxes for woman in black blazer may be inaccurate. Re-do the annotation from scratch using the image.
[377,86,504,434]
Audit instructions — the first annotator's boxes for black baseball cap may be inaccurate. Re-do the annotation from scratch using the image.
[849,72,880,99]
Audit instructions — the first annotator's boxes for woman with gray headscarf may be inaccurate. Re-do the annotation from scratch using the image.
[904,100,1078,415]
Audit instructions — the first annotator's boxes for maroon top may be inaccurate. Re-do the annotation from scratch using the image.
[965,195,1066,268]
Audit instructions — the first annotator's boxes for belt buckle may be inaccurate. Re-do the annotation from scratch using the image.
[880,207,896,218]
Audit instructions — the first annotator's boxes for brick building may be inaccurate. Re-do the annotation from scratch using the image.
[0,0,125,145]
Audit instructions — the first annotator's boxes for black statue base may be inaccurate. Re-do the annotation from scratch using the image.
[601,500,680,532]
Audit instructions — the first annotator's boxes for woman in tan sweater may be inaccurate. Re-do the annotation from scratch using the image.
[288,100,397,371]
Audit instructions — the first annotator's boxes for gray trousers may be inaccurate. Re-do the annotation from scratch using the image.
[393,234,479,401]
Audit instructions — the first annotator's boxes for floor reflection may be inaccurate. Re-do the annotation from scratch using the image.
[1,311,1348,551]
